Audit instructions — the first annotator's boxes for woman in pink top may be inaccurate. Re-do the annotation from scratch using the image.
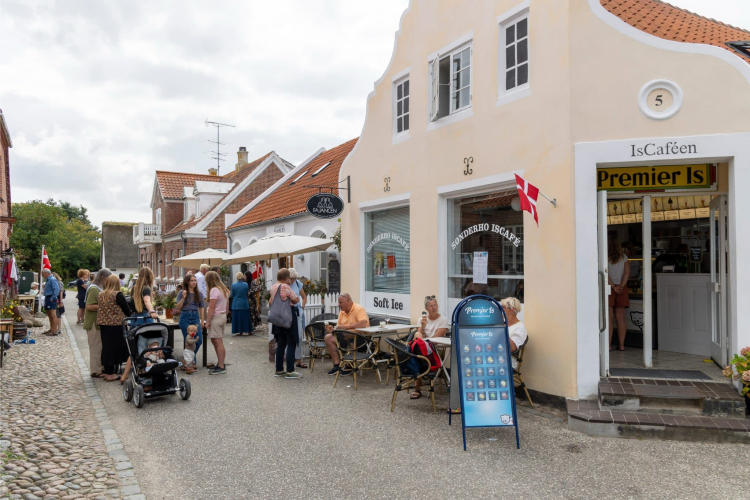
[204,271,230,375]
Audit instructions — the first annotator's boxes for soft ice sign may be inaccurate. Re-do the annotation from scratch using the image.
[452,296,519,450]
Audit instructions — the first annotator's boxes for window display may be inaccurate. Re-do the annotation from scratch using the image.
[365,206,410,295]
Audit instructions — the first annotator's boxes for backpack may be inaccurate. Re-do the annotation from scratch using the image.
[408,338,442,373]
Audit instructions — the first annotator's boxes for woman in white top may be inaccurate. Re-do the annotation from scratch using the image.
[608,240,630,352]
[501,297,527,370]
[411,296,450,400]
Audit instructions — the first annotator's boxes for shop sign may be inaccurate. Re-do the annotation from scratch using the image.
[306,193,344,219]
[365,291,410,318]
[366,232,410,253]
[630,141,697,158]
[597,164,711,192]
[450,223,521,251]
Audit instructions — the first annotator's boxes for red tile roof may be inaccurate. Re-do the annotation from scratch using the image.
[228,138,358,230]
[155,171,219,200]
[601,0,750,65]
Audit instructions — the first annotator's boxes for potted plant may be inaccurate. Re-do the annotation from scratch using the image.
[723,347,750,412]
[162,292,177,319]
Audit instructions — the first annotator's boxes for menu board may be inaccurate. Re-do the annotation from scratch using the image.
[327,259,340,294]
[606,195,718,226]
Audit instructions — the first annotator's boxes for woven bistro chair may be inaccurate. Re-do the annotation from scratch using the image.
[385,338,436,413]
[304,322,328,373]
[332,329,379,390]
[512,337,533,406]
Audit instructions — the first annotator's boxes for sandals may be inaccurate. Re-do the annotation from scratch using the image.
[103,374,120,382]
[295,361,308,369]
[410,390,422,400]
[43,331,58,336]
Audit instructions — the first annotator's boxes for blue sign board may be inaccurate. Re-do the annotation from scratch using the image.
[451,295,519,450]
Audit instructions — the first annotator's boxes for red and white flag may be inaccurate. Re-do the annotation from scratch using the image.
[252,262,263,280]
[42,248,51,270]
[515,173,540,226]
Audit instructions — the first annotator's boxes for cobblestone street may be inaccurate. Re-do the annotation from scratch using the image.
[0,317,135,500]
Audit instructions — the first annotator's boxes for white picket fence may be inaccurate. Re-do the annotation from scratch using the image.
[303,292,340,324]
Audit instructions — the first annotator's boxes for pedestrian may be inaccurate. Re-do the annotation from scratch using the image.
[175,273,204,363]
[288,268,308,369]
[53,272,66,335]
[195,264,208,301]
[119,273,126,287]
[41,268,59,336]
[119,267,159,383]
[245,267,262,329]
[75,269,90,324]
[97,275,132,382]
[268,268,302,379]
[230,272,251,336]
[203,271,228,375]
[83,268,111,378]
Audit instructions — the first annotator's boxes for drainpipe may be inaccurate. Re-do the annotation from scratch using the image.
[226,231,235,285]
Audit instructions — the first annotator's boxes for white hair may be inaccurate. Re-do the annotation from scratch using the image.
[288,268,298,279]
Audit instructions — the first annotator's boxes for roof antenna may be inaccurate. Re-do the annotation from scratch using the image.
[205,119,235,176]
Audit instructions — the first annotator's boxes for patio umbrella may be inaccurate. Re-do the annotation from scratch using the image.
[171,248,228,268]
[222,233,335,265]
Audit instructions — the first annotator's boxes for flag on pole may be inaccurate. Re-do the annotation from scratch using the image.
[42,248,51,270]
[252,262,263,280]
[515,173,540,226]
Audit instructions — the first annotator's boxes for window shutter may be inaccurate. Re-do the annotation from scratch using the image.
[430,58,439,121]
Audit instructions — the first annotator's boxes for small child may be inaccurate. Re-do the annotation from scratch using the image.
[183,325,198,374]
[144,341,165,371]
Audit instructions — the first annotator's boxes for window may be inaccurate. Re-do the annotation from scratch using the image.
[183,201,188,221]
[170,251,175,278]
[365,206,410,295]
[394,78,409,134]
[195,198,201,217]
[179,250,184,278]
[155,208,162,225]
[447,189,524,305]
[312,161,332,177]
[290,170,309,185]
[430,44,471,121]
[502,15,529,93]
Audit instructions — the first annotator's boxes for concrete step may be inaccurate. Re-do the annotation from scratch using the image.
[599,377,745,418]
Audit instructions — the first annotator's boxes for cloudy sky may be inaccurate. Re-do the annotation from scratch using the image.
[1,0,749,229]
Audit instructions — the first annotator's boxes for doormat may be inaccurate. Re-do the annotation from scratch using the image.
[609,368,712,381]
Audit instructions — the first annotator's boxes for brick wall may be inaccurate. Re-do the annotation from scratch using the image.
[0,131,10,250]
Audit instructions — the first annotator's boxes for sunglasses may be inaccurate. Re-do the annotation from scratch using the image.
[425,295,436,300]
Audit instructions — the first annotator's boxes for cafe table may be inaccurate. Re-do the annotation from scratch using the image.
[426,336,451,387]
[356,324,419,382]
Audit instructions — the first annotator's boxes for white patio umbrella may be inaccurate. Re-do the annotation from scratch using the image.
[222,233,335,265]
[171,248,228,268]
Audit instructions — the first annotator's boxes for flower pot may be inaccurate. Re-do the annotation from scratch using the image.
[165,308,174,320]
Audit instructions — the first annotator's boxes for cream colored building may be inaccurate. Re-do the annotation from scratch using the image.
[339,0,750,399]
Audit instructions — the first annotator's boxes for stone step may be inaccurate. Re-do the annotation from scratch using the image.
[598,377,746,418]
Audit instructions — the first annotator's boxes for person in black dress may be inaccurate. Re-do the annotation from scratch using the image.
[75,268,90,324]
[97,275,132,382]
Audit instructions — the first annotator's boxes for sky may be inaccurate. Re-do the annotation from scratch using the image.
[1,0,749,229]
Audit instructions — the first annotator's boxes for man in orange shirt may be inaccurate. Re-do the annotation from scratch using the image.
[324,293,369,376]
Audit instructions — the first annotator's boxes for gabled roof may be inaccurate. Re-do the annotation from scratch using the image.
[228,138,358,230]
[601,0,750,65]
[155,171,219,200]
[0,109,12,148]
[162,151,290,237]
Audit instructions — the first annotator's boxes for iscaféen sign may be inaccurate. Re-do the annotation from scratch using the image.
[597,164,711,192]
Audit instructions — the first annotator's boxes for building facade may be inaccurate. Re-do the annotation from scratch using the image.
[133,148,292,283]
[0,109,13,250]
[339,0,750,399]
[101,222,139,279]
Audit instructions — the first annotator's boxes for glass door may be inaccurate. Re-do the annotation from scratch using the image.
[709,195,728,366]
[597,190,610,377]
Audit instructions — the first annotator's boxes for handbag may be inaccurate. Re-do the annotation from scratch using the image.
[267,286,292,329]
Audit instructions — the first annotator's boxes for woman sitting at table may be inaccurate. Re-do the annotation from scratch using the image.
[411,296,450,400]
[501,297,527,370]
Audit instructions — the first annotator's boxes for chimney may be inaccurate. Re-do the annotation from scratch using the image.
[208,167,218,176]
[236,146,248,172]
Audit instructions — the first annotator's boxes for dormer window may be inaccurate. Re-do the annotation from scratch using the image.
[155,208,162,225]
[312,162,332,177]
[290,170,309,185]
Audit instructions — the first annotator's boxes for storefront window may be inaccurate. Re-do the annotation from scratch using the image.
[448,190,524,303]
[365,206,410,295]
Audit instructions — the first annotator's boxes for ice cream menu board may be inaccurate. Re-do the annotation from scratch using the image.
[451,296,520,450]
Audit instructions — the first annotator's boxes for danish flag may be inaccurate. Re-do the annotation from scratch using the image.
[515,173,540,226]
[42,248,51,270]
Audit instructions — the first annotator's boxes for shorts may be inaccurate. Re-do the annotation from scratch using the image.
[609,290,630,308]
[208,314,227,339]
[44,296,57,311]
[78,298,86,309]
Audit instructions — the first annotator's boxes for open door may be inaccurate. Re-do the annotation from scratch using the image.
[597,190,610,377]
[709,195,728,366]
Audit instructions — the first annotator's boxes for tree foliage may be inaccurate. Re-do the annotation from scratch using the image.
[10,200,101,281]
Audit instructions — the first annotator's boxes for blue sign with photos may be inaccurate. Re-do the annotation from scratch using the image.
[451,295,519,450]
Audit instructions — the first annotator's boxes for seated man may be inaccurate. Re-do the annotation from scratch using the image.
[29,282,40,296]
[324,293,369,376]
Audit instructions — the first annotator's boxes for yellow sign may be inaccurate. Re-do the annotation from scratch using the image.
[597,164,711,192]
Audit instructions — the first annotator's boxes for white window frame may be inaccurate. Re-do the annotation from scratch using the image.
[449,45,472,114]
[155,208,162,225]
[183,202,188,221]
[290,170,309,185]
[179,249,184,278]
[497,2,531,107]
[426,32,474,132]
[393,75,410,137]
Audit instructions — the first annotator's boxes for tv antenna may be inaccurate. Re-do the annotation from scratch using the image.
[205,119,235,176]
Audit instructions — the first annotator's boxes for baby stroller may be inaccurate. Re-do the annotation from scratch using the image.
[121,318,191,408]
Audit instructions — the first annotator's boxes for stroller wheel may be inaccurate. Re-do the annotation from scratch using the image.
[133,384,145,408]
[123,379,134,402]
[179,378,191,400]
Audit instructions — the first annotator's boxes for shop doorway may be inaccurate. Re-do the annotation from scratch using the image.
[597,187,729,377]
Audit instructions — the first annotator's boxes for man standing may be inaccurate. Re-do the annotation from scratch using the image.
[323,293,369,376]
[195,264,208,300]
[42,268,60,336]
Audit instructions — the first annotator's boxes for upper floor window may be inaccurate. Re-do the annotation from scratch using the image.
[183,201,188,221]
[501,15,529,93]
[155,208,162,225]
[394,78,409,134]
[430,44,472,121]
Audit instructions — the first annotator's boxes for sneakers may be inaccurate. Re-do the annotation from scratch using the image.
[274,371,287,377]
[327,366,340,376]
[285,371,303,379]
[339,369,353,376]
[209,366,227,375]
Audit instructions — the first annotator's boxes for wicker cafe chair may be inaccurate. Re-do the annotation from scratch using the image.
[512,337,533,407]
[332,329,378,390]
[304,322,330,373]
[384,338,436,413]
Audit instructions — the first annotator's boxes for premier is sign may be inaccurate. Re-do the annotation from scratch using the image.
[597,164,712,192]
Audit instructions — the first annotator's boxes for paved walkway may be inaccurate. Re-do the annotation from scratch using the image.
[61,297,748,499]
[0,313,136,500]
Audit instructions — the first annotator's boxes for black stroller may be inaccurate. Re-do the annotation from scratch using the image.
[121,318,191,408]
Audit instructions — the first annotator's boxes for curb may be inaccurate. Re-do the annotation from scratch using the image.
[61,315,146,500]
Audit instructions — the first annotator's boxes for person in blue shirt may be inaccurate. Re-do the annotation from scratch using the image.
[230,272,251,336]
[42,268,60,336]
